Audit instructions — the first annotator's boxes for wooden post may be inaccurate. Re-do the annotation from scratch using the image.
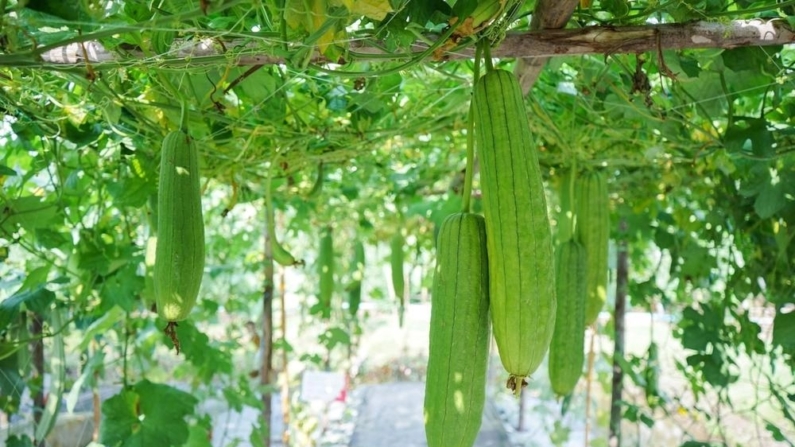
[584,328,596,447]
[608,219,629,447]
[260,207,275,447]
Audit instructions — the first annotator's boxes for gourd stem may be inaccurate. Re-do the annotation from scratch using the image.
[569,160,577,239]
[462,42,483,214]
[483,42,494,72]
[266,159,277,232]
[178,100,189,134]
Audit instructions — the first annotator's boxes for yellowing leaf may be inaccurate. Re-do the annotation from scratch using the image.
[350,0,393,21]
[330,0,354,10]
[284,0,309,30]
[64,104,88,126]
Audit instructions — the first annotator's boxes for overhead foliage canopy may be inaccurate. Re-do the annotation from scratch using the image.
[2,0,795,445]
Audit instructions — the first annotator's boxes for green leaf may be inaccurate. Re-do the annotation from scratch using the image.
[678,244,713,280]
[77,306,125,351]
[124,1,153,21]
[656,52,694,79]
[167,320,233,381]
[24,0,81,21]
[100,263,143,312]
[614,354,646,388]
[233,68,285,122]
[6,435,34,447]
[724,118,773,158]
[62,122,103,146]
[0,286,55,329]
[99,388,141,444]
[0,196,60,234]
[249,422,268,447]
[602,0,630,17]
[340,184,359,200]
[679,306,720,352]
[653,227,675,250]
[377,72,403,94]
[21,266,51,291]
[723,47,780,75]
[185,423,213,447]
[754,178,787,219]
[107,174,155,208]
[318,326,350,350]
[765,421,794,444]
[678,72,726,118]
[451,0,478,18]
[350,92,384,114]
[0,165,16,176]
[273,337,294,353]
[0,350,25,414]
[100,380,198,447]
[34,228,70,249]
[772,310,795,350]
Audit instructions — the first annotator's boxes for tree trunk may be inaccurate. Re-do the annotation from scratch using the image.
[30,313,45,447]
[584,329,596,447]
[92,366,101,441]
[608,219,629,447]
[515,0,579,94]
[260,209,275,447]
[279,258,291,447]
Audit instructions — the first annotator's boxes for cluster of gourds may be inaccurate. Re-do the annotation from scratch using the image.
[423,65,610,446]
[144,38,609,447]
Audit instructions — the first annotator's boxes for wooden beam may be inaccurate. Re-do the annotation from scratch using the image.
[28,20,795,69]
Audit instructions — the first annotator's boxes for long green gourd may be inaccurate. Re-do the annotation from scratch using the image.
[347,240,365,317]
[548,239,587,396]
[576,170,609,326]
[424,213,490,447]
[154,130,205,322]
[318,226,334,319]
[474,68,556,393]
[390,231,406,326]
[557,169,575,244]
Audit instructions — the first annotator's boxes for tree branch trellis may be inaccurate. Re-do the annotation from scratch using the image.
[16,19,793,72]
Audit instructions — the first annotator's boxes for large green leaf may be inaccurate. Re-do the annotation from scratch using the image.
[772,310,795,350]
[0,196,60,235]
[100,380,198,447]
[167,320,234,382]
[724,118,774,158]
[0,286,55,330]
